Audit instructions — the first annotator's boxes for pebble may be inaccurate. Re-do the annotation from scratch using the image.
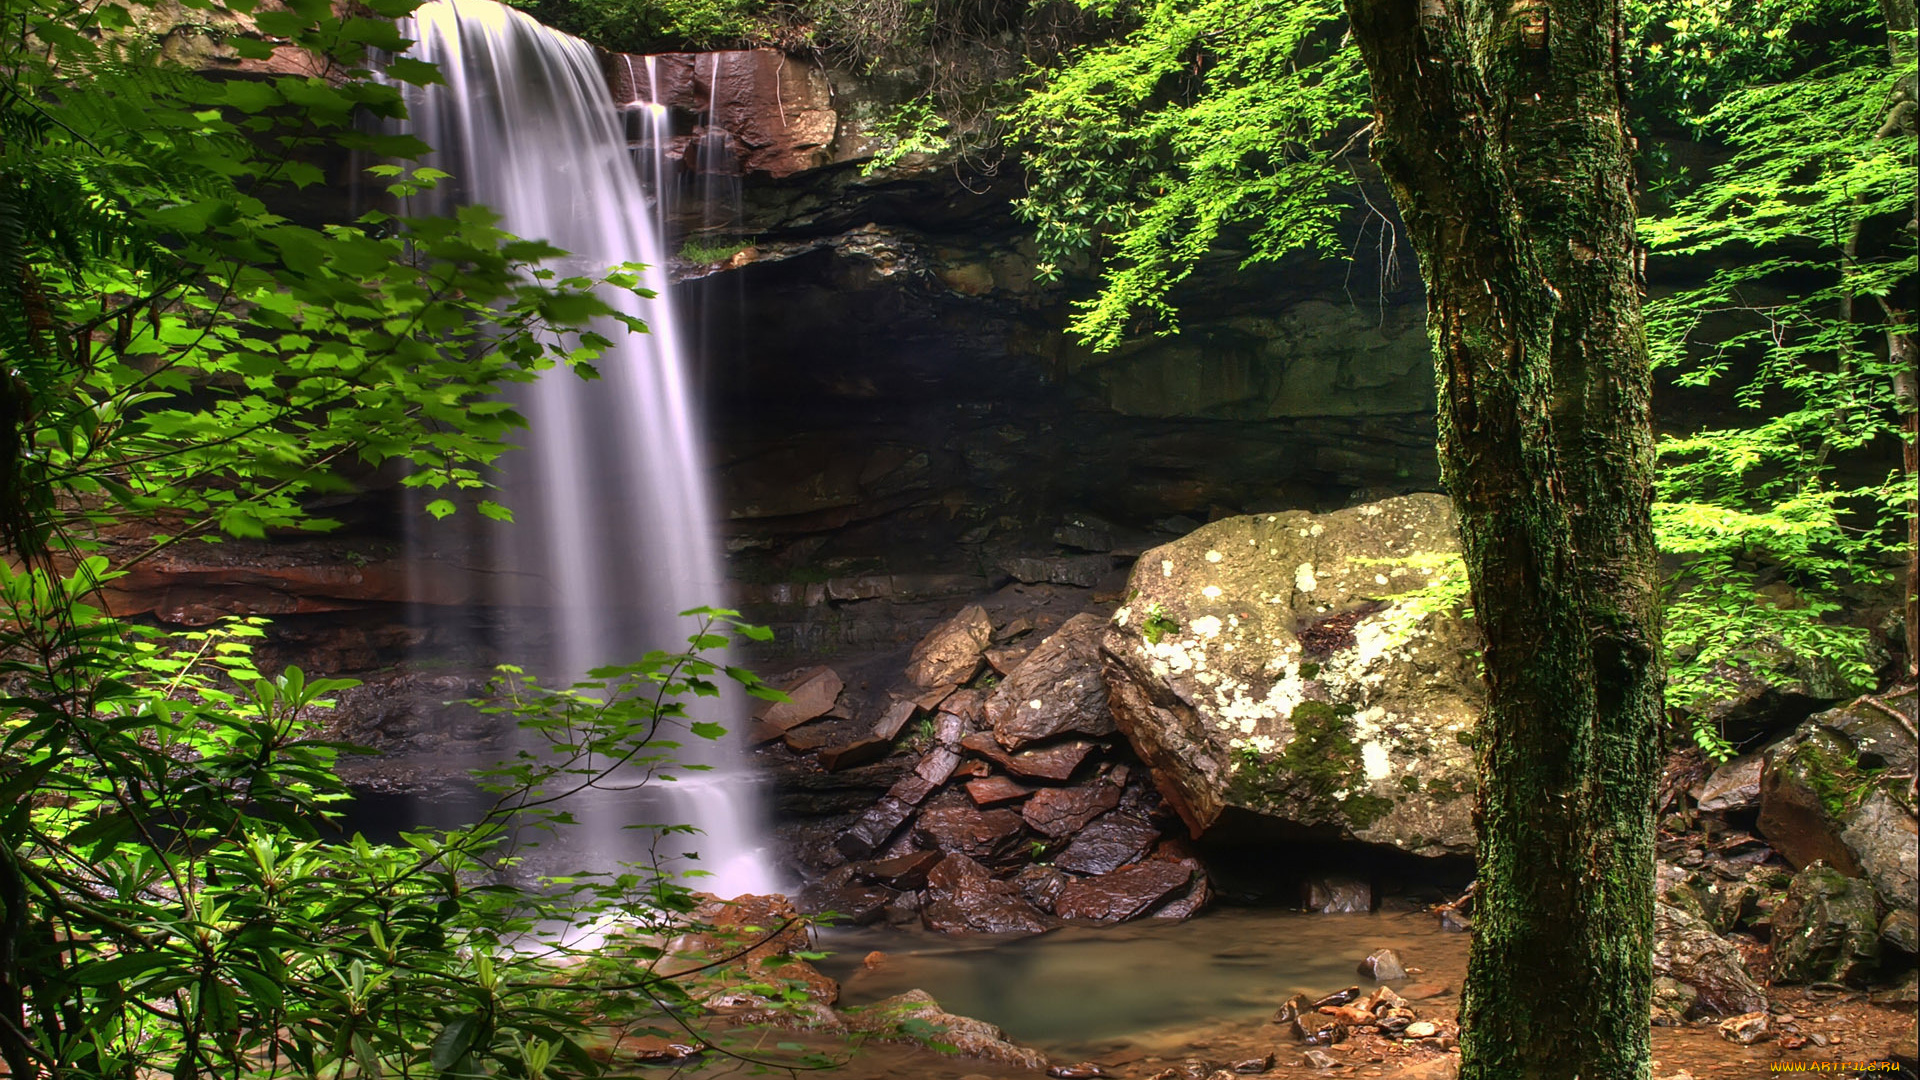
[1232,1054,1276,1073]
[1048,1064,1107,1079]
[1358,948,1408,981]
[1717,1011,1769,1045]
[1404,1021,1438,1038]
[1304,1049,1339,1070]
[862,951,887,968]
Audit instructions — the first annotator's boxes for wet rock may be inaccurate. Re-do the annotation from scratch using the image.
[843,988,1049,1068]
[1011,864,1070,912]
[913,796,1029,863]
[986,643,1038,676]
[1692,754,1764,813]
[1358,948,1406,980]
[1403,1021,1438,1038]
[1102,495,1479,854]
[756,666,844,732]
[860,849,943,890]
[886,775,938,806]
[961,732,1099,781]
[1002,554,1111,588]
[1768,862,1880,985]
[872,697,919,739]
[1758,690,1918,903]
[836,794,916,859]
[1653,900,1769,1015]
[941,688,987,725]
[1146,842,1213,919]
[1231,1055,1275,1074]
[1307,876,1373,913]
[1717,1011,1769,1046]
[1840,790,1918,912]
[1053,858,1196,923]
[1882,907,1918,956]
[1437,908,1472,933]
[1303,1049,1339,1068]
[1273,993,1315,1024]
[914,746,963,784]
[1688,636,1853,748]
[1871,970,1920,1007]
[987,613,1117,750]
[1313,987,1362,1009]
[1053,812,1159,875]
[966,775,1037,806]
[1049,1063,1108,1078]
[1652,975,1700,1025]
[818,736,893,772]
[905,604,993,689]
[797,877,894,925]
[920,854,1051,935]
[1023,782,1123,837]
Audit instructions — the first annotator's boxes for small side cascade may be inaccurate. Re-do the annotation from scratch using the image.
[394,0,779,898]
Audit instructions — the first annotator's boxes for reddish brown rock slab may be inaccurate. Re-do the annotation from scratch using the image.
[860,849,944,890]
[1053,859,1195,923]
[836,796,916,859]
[754,666,844,732]
[1054,812,1159,875]
[1145,841,1212,920]
[960,732,1099,781]
[913,798,1029,862]
[818,736,892,772]
[782,724,839,753]
[871,698,919,740]
[915,746,963,785]
[967,775,1038,807]
[986,613,1116,750]
[905,605,992,689]
[885,775,937,806]
[1022,781,1122,838]
[905,684,956,711]
[921,854,1051,935]
[941,688,987,724]
[985,643,1037,676]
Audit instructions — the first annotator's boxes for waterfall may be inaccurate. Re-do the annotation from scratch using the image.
[396,0,778,899]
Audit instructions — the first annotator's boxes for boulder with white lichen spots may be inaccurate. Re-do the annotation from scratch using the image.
[1100,494,1481,854]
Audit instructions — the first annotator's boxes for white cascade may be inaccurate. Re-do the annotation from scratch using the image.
[398,0,778,899]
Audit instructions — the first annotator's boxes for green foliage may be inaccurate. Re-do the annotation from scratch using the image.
[1641,5,1915,751]
[1004,0,1369,348]
[861,98,956,174]
[1,562,799,1077]
[1140,601,1180,644]
[677,236,753,264]
[501,0,774,51]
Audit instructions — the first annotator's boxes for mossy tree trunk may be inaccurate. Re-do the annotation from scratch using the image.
[1340,0,1663,1077]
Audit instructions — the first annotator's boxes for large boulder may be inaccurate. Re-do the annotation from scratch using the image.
[1768,862,1881,986]
[842,989,1050,1070]
[919,854,1050,935]
[1102,495,1479,854]
[1758,690,1918,910]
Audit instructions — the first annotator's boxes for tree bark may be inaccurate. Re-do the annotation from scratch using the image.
[1340,0,1663,1077]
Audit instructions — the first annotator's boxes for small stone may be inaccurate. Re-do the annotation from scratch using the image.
[906,605,993,688]
[1231,1056,1275,1074]
[1437,908,1472,933]
[1313,987,1363,1009]
[915,746,963,784]
[1358,948,1407,981]
[1303,1049,1338,1069]
[1716,1011,1768,1045]
[1273,992,1315,1024]
[861,849,943,889]
[1048,1064,1107,1079]
[1403,1021,1438,1038]
[863,951,887,968]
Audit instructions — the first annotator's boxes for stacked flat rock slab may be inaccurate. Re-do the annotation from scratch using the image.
[790,601,1212,933]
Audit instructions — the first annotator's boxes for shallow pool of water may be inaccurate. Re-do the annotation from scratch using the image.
[817,907,1470,1050]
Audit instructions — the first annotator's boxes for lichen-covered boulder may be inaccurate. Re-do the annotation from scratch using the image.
[842,989,1049,1070]
[1768,862,1881,986]
[1758,690,1917,910]
[1101,495,1479,854]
